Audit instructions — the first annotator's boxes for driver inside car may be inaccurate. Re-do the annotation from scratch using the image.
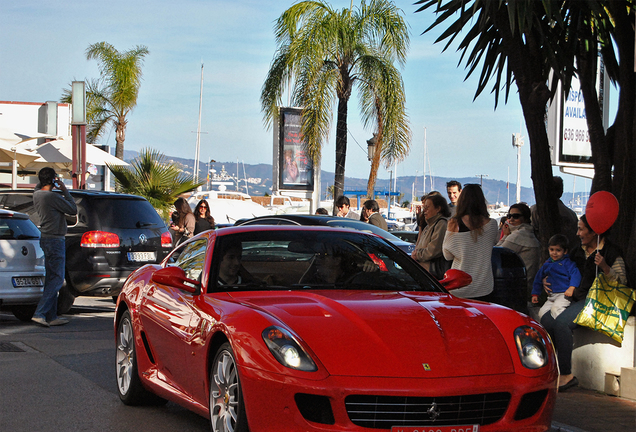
[217,243,251,286]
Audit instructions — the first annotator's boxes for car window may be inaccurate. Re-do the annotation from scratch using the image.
[171,239,207,282]
[90,198,164,229]
[0,217,40,240]
[211,230,440,293]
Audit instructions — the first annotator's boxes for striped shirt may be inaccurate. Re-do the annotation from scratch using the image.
[442,218,498,299]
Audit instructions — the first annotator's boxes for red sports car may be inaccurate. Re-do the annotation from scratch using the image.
[115,226,557,432]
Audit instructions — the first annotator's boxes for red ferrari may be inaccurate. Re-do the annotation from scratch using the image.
[115,226,557,432]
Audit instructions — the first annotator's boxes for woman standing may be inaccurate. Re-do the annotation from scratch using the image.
[411,193,451,277]
[170,197,196,245]
[540,214,627,391]
[193,199,215,235]
[442,184,498,300]
[497,203,541,299]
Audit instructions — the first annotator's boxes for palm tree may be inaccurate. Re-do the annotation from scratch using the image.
[261,0,411,209]
[108,148,204,220]
[62,42,149,159]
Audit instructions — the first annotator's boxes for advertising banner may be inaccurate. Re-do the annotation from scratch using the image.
[279,108,314,191]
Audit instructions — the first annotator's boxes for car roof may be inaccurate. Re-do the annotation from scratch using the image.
[236,214,411,245]
[0,208,30,219]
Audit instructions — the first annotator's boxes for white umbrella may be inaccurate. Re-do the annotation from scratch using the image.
[0,128,56,188]
[27,136,128,168]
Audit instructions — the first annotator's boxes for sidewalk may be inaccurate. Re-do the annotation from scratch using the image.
[550,387,636,432]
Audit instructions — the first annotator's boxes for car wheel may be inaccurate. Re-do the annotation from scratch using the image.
[210,343,248,432]
[11,305,37,322]
[56,282,75,315]
[116,310,166,406]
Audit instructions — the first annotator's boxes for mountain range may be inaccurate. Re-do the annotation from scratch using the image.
[123,150,590,208]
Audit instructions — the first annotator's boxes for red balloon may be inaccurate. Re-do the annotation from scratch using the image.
[585,191,619,234]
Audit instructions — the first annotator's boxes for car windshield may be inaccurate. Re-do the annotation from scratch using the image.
[210,230,441,293]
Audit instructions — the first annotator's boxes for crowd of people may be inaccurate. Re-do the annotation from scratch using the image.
[404,177,629,392]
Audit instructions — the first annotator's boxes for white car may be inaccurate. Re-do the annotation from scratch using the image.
[0,209,45,321]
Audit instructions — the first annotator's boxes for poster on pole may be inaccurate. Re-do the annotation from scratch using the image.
[279,107,314,191]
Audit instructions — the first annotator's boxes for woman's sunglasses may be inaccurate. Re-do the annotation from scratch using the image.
[507,213,523,219]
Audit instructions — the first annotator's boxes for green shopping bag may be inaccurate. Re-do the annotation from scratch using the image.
[574,273,636,343]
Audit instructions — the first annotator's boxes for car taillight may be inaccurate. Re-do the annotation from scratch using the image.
[80,231,120,248]
[161,231,173,248]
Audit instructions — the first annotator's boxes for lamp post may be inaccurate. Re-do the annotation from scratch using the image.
[366,133,377,161]
[512,133,523,203]
[71,81,87,189]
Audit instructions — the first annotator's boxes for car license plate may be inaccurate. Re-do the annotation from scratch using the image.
[127,252,156,262]
[391,426,478,432]
[12,276,44,287]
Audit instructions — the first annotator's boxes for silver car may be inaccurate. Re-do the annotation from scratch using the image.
[0,209,45,321]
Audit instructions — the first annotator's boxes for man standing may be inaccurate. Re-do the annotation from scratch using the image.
[31,167,77,327]
[335,195,359,219]
[362,199,388,230]
[446,180,462,216]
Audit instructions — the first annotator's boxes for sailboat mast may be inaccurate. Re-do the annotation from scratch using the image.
[194,63,204,182]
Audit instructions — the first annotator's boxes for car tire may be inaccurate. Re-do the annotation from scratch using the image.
[57,282,75,315]
[11,305,37,322]
[209,343,248,432]
[116,310,166,406]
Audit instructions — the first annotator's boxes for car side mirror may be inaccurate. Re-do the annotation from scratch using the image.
[151,266,200,293]
[438,269,472,291]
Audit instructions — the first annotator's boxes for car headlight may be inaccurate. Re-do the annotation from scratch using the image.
[514,326,548,369]
[262,326,317,372]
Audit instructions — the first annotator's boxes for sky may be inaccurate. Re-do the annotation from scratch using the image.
[1,0,597,196]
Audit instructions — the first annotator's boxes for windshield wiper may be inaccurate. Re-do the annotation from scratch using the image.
[136,221,157,228]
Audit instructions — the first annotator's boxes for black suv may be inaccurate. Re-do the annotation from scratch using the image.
[0,190,172,313]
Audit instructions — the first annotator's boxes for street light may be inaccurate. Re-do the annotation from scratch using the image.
[71,81,87,189]
[366,133,377,161]
[512,133,524,203]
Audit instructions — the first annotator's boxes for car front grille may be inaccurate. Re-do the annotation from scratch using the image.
[345,392,511,429]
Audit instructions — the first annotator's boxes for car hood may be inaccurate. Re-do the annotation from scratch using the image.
[230,290,515,378]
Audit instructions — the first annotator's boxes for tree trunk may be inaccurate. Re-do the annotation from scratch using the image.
[576,44,612,193]
[332,97,348,214]
[367,135,382,200]
[115,118,127,160]
[492,9,561,259]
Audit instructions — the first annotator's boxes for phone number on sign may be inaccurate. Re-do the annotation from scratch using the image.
[563,128,590,142]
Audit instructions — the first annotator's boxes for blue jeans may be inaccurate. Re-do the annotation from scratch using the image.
[540,299,586,375]
[34,237,66,322]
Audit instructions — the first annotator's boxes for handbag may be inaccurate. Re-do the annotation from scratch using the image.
[429,254,452,280]
[573,273,636,343]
